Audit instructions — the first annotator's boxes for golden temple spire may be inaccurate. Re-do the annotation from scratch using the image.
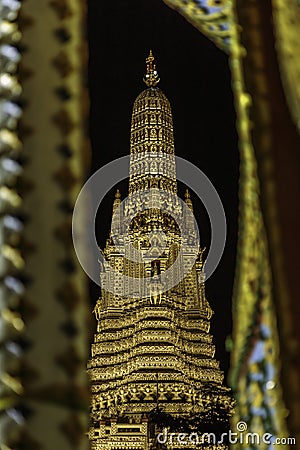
[87,53,233,449]
[129,51,176,194]
[143,49,160,87]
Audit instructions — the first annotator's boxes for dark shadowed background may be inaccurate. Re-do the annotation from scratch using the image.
[87,0,239,375]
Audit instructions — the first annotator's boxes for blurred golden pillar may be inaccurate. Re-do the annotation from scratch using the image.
[0,1,91,449]
[234,0,300,441]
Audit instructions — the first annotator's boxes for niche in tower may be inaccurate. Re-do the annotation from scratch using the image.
[151,260,161,277]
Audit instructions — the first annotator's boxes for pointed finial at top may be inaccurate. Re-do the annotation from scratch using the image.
[143,50,160,87]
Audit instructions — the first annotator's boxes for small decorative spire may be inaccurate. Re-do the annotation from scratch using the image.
[185,189,194,211]
[112,189,121,213]
[143,50,160,87]
[184,189,191,199]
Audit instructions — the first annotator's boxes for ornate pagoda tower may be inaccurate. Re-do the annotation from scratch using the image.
[88,51,233,449]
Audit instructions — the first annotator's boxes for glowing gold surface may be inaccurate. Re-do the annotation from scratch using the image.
[227,2,290,444]
[163,0,231,52]
[272,0,300,132]
[88,55,232,450]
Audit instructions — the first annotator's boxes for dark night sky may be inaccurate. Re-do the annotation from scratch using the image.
[87,0,239,375]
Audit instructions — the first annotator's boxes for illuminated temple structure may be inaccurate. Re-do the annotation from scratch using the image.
[87,51,233,449]
[1,3,299,449]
